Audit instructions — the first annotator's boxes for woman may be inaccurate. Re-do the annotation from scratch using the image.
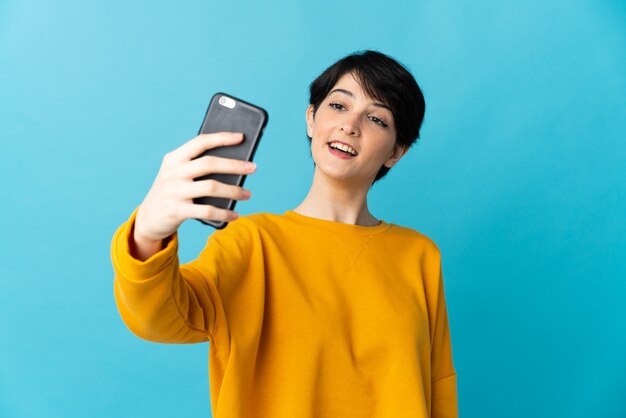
[111,50,457,417]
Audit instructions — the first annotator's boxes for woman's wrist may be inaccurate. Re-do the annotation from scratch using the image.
[131,227,164,261]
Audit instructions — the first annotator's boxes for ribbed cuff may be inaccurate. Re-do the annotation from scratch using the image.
[110,207,178,280]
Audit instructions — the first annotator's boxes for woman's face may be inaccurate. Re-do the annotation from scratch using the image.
[306,72,407,186]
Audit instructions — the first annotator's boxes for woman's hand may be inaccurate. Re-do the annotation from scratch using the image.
[131,132,256,259]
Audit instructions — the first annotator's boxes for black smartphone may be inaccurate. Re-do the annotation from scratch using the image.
[192,92,268,229]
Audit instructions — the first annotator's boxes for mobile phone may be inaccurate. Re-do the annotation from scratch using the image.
[192,92,268,229]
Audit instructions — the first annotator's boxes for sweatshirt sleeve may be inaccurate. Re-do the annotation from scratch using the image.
[111,207,220,344]
[428,246,458,418]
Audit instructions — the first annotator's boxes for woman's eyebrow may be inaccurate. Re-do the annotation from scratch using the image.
[329,88,391,111]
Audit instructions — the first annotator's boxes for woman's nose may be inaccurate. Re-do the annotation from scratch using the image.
[340,116,360,136]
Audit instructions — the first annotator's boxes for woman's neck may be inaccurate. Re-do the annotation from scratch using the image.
[292,168,380,226]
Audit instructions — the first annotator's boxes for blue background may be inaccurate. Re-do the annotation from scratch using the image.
[1,1,625,417]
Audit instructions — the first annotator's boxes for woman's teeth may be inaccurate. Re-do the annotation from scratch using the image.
[329,142,357,156]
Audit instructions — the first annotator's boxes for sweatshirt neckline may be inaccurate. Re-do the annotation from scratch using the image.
[283,210,393,236]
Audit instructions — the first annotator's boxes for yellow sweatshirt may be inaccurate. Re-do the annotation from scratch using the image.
[111,208,458,418]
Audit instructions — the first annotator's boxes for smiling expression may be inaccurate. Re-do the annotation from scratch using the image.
[306,72,407,185]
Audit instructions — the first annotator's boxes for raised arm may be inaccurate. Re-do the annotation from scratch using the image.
[111,132,256,343]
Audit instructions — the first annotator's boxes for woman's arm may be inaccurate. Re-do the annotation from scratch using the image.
[112,208,215,343]
[110,132,257,343]
[425,246,459,418]
[429,251,458,418]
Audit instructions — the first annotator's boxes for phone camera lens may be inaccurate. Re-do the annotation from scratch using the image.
[218,96,236,109]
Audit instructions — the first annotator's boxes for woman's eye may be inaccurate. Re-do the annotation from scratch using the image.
[370,116,388,128]
[329,102,345,110]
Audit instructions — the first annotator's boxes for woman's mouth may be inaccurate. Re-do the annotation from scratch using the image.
[327,142,357,159]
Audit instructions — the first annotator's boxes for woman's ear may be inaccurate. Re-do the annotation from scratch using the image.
[306,104,315,138]
[383,144,408,168]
